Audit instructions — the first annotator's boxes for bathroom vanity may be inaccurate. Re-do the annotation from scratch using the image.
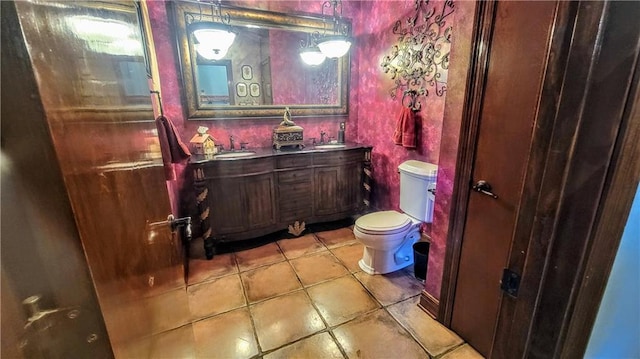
[188,143,372,258]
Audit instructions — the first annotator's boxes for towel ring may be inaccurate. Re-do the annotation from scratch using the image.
[402,90,421,112]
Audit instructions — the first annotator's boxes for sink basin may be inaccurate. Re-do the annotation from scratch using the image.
[314,144,346,149]
[214,151,256,159]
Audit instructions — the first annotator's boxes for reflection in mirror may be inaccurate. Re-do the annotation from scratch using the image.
[197,60,234,105]
[172,1,350,119]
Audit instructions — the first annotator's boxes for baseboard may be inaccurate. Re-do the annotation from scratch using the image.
[418,290,439,319]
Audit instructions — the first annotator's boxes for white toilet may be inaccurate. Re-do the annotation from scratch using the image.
[354,160,437,275]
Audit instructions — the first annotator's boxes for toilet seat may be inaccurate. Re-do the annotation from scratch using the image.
[355,211,413,235]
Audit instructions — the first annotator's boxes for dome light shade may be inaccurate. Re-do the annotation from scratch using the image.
[195,43,229,60]
[299,46,326,66]
[317,35,352,58]
[190,22,236,60]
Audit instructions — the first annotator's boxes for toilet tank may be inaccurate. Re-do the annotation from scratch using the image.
[398,160,438,223]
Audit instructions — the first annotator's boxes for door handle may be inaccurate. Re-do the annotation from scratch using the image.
[472,180,498,199]
[148,215,192,244]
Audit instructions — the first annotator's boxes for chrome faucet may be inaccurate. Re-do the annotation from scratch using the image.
[229,135,235,151]
[320,130,326,144]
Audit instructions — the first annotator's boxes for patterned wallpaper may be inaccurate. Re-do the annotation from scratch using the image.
[147,0,467,300]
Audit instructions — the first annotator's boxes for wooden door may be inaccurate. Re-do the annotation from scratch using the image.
[2,4,112,355]
[8,0,190,354]
[450,2,557,356]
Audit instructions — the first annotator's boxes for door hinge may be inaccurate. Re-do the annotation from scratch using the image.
[500,268,521,298]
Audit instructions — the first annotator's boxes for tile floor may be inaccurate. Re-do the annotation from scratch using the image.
[114,226,483,359]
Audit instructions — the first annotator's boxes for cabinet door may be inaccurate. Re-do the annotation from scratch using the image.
[314,167,340,215]
[245,173,276,229]
[209,178,246,234]
[339,163,363,212]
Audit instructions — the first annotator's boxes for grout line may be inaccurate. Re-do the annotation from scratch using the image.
[381,295,435,357]
[326,329,349,359]
[346,266,436,357]
[434,342,468,359]
[237,258,263,356]
[283,238,350,359]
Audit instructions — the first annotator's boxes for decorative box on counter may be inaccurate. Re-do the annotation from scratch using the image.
[273,107,304,150]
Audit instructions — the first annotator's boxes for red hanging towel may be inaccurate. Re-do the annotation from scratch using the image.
[393,107,417,148]
[155,115,191,180]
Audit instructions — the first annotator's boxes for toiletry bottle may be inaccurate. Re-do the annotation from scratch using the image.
[338,122,345,144]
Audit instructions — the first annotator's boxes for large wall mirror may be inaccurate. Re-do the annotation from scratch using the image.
[172,1,350,119]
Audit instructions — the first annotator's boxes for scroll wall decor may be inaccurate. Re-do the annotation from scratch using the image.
[381,0,454,109]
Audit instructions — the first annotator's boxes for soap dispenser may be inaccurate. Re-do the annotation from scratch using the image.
[338,122,345,144]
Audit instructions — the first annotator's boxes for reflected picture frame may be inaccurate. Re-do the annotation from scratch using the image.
[241,65,253,80]
[249,83,260,97]
[236,83,247,97]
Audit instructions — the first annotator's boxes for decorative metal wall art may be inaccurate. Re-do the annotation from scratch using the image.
[312,60,339,104]
[381,0,454,109]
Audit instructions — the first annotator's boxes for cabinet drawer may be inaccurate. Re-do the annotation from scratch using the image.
[313,150,363,166]
[276,154,312,169]
[279,197,312,211]
[198,158,274,178]
[278,169,312,183]
[278,182,312,197]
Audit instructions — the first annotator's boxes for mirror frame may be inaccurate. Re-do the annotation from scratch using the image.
[171,1,351,120]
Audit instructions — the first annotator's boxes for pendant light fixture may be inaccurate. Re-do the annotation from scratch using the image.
[299,33,326,66]
[317,0,351,58]
[188,0,236,61]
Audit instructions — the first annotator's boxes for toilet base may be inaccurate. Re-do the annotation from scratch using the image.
[358,257,412,275]
[357,231,420,275]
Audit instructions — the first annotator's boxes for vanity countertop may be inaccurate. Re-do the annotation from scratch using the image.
[189,142,372,164]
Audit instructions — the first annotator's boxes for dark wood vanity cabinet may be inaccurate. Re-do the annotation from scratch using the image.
[189,145,372,258]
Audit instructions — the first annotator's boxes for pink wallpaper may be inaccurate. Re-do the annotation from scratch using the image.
[147,0,466,300]
[353,0,455,298]
[269,30,305,104]
[426,1,476,297]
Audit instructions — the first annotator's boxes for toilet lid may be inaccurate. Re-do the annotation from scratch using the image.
[355,211,412,235]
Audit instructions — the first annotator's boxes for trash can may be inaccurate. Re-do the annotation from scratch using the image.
[413,242,430,281]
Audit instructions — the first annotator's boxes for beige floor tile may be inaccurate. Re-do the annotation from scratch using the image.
[387,296,463,357]
[104,287,191,344]
[316,227,357,249]
[330,242,365,273]
[188,253,237,285]
[241,261,302,303]
[113,324,196,359]
[441,344,485,359]
[354,270,424,306]
[278,233,327,259]
[263,332,344,359]
[235,242,286,272]
[192,308,259,359]
[251,291,326,351]
[307,276,380,327]
[290,252,349,287]
[332,309,427,359]
[187,274,245,320]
